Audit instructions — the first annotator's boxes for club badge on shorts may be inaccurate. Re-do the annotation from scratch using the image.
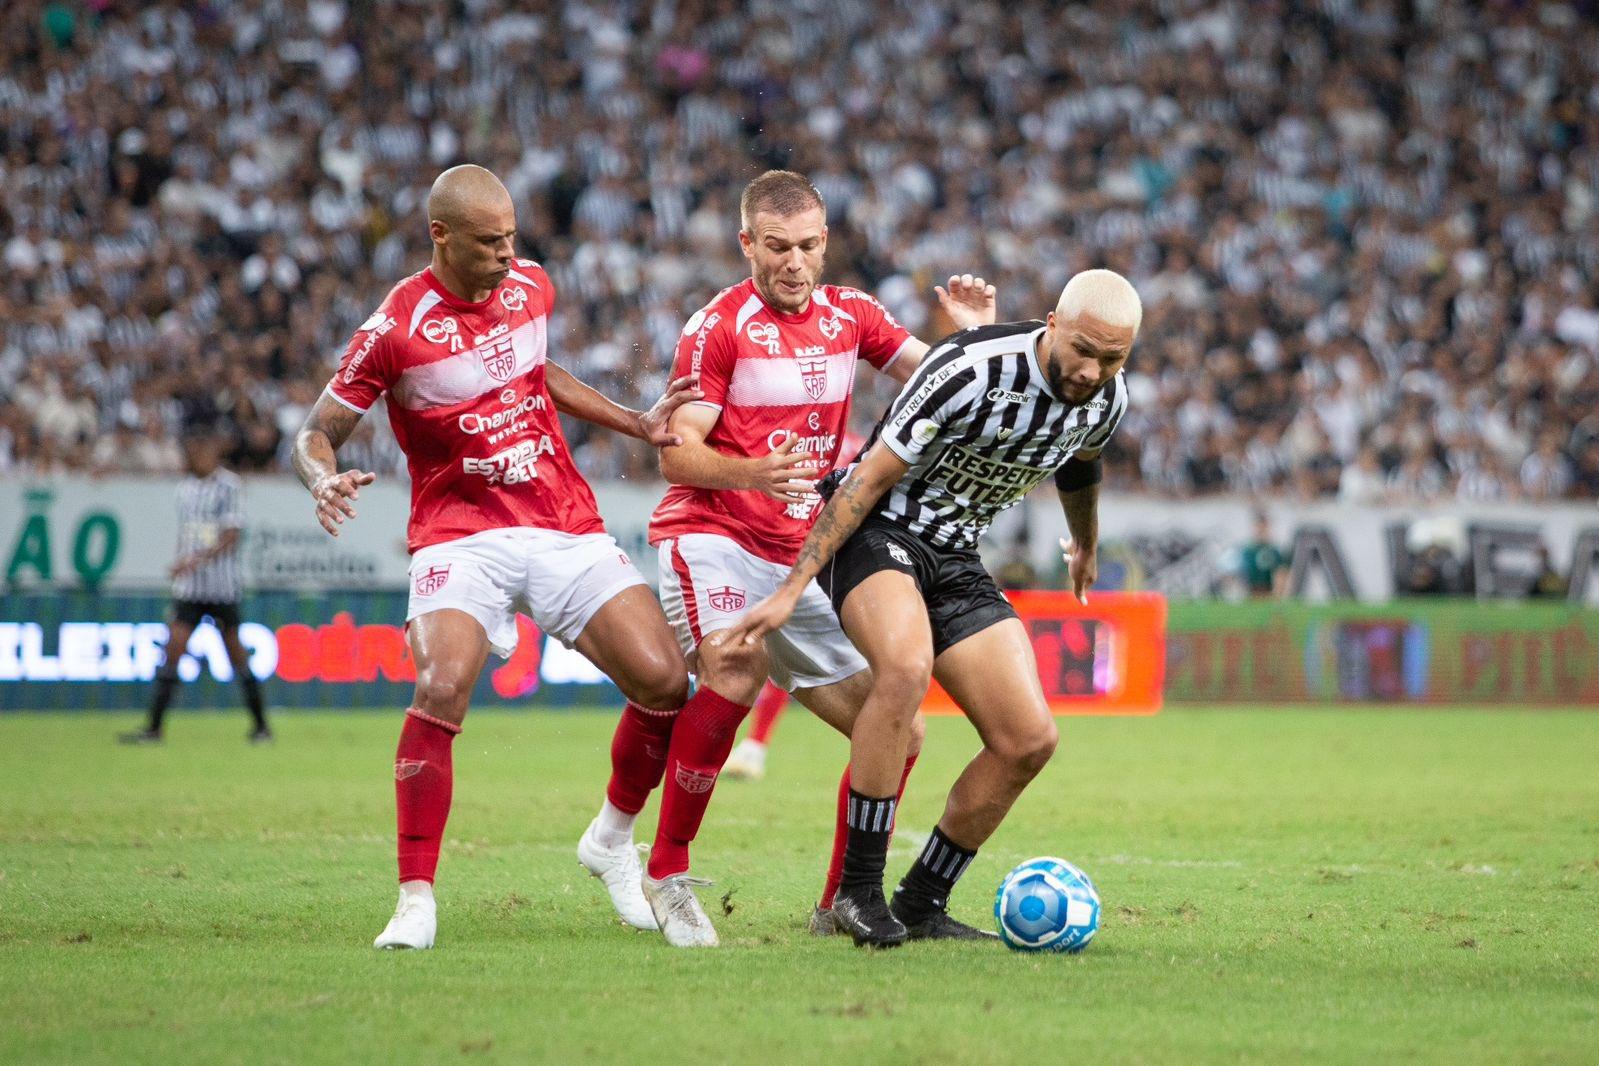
[414,564,451,596]
[708,585,746,612]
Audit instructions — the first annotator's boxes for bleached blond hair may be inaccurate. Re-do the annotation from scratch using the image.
[1055,269,1142,333]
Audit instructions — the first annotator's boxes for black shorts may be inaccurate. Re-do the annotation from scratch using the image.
[170,600,242,629]
[819,518,1017,658]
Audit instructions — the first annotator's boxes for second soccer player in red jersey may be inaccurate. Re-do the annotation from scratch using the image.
[641,170,997,945]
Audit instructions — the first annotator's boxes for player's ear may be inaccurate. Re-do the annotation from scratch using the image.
[737,229,754,259]
[428,219,448,246]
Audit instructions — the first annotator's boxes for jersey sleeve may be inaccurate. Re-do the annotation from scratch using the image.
[845,289,914,371]
[520,260,555,313]
[1076,373,1129,456]
[878,342,981,465]
[327,310,399,413]
[671,304,736,413]
[217,477,244,530]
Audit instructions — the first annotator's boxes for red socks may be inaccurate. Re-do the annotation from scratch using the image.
[819,751,918,909]
[395,708,461,884]
[749,681,788,745]
[605,701,678,816]
[647,686,751,878]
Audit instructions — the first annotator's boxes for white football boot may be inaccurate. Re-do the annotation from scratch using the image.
[577,819,659,930]
[720,739,767,781]
[373,884,436,950]
[641,853,719,948]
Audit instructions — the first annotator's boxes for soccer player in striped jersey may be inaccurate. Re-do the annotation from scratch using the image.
[726,270,1139,946]
[119,430,271,744]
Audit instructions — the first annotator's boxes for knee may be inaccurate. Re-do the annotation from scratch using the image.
[693,634,767,701]
[992,719,1058,778]
[871,650,933,709]
[414,670,474,719]
[622,649,691,712]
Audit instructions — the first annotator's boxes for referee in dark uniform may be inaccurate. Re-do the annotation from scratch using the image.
[120,430,272,743]
[726,269,1141,946]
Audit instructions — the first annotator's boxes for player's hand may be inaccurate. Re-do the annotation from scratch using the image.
[1060,537,1097,605]
[749,433,817,502]
[936,274,997,330]
[168,555,198,578]
[639,373,703,447]
[311,470,376,537]
[716,587,802,648]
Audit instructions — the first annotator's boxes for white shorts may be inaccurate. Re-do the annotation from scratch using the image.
[656,532,866,692]
[408,527,646,658]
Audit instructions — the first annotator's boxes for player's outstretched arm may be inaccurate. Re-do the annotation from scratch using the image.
[545,361,701,447]
[719,441,910,647]
[885,274,997,384]
[1055,452,1103,605]
[293,392,375,538]
[658,404,815,500]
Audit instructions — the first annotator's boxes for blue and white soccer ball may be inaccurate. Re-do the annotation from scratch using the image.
[995,857,1100,953]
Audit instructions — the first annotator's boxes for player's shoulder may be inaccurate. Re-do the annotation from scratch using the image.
[818,284,880,309]
[945,319,1045,351]
[508,257,552,287]
[680,280,751,339]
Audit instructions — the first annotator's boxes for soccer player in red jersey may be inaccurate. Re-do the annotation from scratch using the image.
[643,170,996,945]
[293,165,706,950]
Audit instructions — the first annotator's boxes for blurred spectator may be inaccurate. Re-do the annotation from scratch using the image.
[0,0,1594,507]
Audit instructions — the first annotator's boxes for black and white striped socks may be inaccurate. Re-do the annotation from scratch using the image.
[893,826,977,915]
[838,789,898,895]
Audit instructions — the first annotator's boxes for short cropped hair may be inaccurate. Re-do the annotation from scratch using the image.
[740,170,826,231]
[1056,269,1143,332]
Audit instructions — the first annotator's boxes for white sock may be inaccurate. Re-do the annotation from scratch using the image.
[399,880,434,902]
[594,798,636,848]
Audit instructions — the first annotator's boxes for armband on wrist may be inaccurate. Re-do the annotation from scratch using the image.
[1054,456,1102,492]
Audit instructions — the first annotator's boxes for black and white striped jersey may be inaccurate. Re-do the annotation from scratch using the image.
[172,469,245,603]
[848,321,1128,551]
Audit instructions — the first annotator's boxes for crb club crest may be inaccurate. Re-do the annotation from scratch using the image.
[708,585,746,612]
[797,356,828,400]
[394,758,427,781]
[479,335,518,383]
[674,764,718,794]
[746,321,781,355]
[818,315,843,340]
[414,564,451,596]
[499,286,528,312]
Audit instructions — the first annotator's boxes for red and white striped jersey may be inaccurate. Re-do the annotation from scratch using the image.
[649,278,912,564]
[326,261,604,553]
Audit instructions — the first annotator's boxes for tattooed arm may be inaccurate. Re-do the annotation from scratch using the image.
[719,441,910,646]
[293,392,376,538]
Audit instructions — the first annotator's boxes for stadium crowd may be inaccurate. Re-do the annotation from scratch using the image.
[2,0,1598,503]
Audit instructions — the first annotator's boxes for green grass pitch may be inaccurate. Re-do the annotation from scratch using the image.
[2,707,1597,1063]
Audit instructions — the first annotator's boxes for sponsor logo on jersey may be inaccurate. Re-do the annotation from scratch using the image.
[394,758,428,780]
[422,316,463,352]
[681,308,707,336]
[708,586,746,612]
[414,564,451,596]
[343,315,395,382]
[476,322,510,347]
[784,498,820,521]
[479,334,518,383]
[499,286,528,312]
[987,387,1030,404]
[798,355,829,400]
[674,764,718,794]
[818,315,843,340]
[690,312,722,375]
[887,542,912,567]
[1083,396,1109,411]
[911,418,940,446]
[500,388,518,404]
[458,393,548,439]
[766,429,838,457]
[746,320,782,355]
[808,411,821,430]
[462,435,557,485]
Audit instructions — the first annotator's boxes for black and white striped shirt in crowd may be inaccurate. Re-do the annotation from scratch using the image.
[852,321,1128,551]
[172,469,245,603]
